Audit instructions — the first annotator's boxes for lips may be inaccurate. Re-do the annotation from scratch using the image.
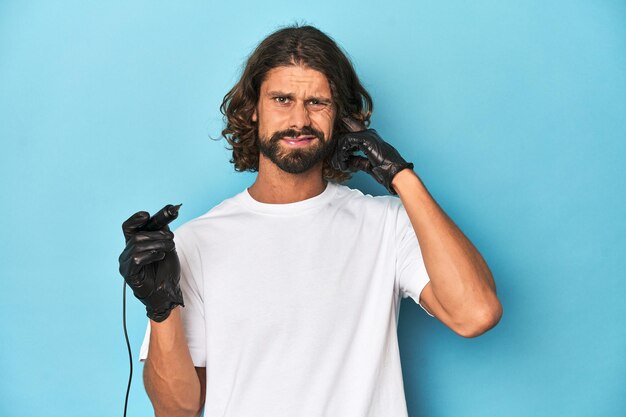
[281,135,317,146]
[283,135,316,141]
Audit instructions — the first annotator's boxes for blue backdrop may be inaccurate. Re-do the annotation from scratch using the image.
[1,1,624,416]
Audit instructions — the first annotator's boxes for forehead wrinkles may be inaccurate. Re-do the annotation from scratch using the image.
[262,66,331,97]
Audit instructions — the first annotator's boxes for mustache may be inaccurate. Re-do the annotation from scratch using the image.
[269,126,325,143]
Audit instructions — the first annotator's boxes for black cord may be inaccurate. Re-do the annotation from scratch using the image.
[123,282,133,417]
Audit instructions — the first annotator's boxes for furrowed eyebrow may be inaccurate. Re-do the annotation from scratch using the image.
[267,91,294,99]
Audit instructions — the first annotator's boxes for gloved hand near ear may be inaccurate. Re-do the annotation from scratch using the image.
[331,119,414,195]
[118,210,184,322]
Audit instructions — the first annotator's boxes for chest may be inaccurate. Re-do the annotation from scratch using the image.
[194,214,397,340]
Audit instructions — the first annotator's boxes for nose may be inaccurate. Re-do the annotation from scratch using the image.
[289,101,311,130]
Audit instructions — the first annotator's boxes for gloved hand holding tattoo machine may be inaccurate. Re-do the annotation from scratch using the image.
[118,204,184,323]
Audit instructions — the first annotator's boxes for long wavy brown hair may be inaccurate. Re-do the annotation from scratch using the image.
[220,24,374,183]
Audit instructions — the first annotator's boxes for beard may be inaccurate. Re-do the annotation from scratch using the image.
[257,125,335,174]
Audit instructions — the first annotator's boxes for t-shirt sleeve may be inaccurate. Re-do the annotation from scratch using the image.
[392,198,434,317]
[139,226,207,366]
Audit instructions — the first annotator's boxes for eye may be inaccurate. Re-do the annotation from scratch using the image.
[273,96,291,104]
[307,99,328,109]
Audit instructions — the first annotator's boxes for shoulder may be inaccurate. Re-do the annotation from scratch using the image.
[331,183,406,241]
[331,182,401,213]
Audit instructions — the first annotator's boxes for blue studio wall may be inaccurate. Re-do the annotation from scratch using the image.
[1,1,624,416]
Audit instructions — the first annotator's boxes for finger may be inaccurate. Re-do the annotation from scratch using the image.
[331,144,354,171]
[132,238,176,254]
[122,211,150,242]
[330,151,344,171]
[132,230,175,242]
[119,235,174,267]
[346,155,372,173]
[140,223,173,234]
[340,139,361,154]
[342,117,367,132]
[131,250,167,267]
[119,248,164,278]
[333,139,364,171]
[342,134,382,164]
[341,135,371,154]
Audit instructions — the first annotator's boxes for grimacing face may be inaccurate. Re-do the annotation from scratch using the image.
[252,65,337,174]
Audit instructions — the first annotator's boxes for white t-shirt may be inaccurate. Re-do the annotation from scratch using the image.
[140,181,432,417]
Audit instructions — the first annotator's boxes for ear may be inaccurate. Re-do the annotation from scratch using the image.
[252,109,257,122]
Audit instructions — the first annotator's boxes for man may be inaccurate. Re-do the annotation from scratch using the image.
[119,25,502,417]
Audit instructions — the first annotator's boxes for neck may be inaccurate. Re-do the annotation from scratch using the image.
[247,156,327,204]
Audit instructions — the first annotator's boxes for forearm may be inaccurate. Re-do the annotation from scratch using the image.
[144,307,203,417]
[392,169,501,331]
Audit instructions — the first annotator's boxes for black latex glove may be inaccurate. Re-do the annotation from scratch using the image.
[118,209,184,322]
[331,121,414,195]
